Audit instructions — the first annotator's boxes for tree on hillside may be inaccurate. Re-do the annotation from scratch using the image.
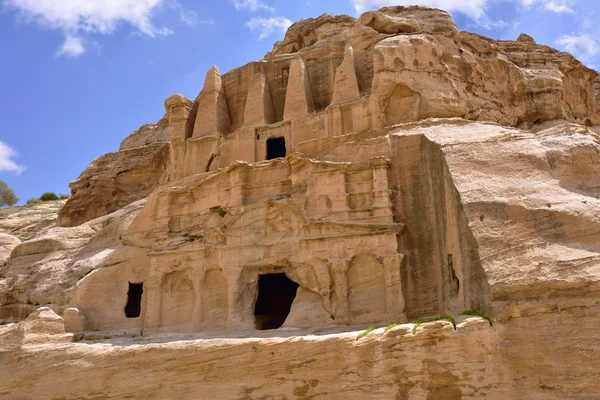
[0,180,19,207]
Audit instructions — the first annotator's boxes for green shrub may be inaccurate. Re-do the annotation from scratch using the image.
[461,309,490,321]
[356,326,376,341]
[26,198,43,206]
[384,322,408,332]
[411,315,457,334]
[39,192,59,201]
[59,193,70,200]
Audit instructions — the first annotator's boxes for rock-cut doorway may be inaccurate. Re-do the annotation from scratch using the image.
[254,273,299,330]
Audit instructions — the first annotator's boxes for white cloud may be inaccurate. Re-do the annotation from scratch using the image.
[56,34,85,57]
[246,17,291,40]
[556,33,599,61]
[3,0,172,57]
[350,0,488,20]
[522,0,575,13]
[0,142,25,175]
[233,0,273,12]
[544,1,575,13]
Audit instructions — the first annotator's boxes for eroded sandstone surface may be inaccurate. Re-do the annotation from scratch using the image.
[56,118,169,227]
[2,5,600,399]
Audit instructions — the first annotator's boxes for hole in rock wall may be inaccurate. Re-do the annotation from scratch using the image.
[254,273,299,330]
[266,137,287,160]
[125,282,143,318]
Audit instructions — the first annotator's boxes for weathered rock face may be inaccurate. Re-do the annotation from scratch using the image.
[2,5,600,399]
[0,200,65,241]
[0,200,145,322]
[0,233,20,265]
[56,117,169,227]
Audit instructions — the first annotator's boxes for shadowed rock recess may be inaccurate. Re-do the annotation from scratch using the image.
[2,6,600,399]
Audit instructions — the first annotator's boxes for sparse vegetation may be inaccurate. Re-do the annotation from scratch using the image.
[59,193,70,200]
[356,326,376,341]
[26,198,43,206]
[329,314,335,320]
[384,322,407,332]
[41,209,60,215]
[39,192,59,201]
[210,205,228,217]
[0,180,18,207]
[461,309,490,321]
[411,315,456,334]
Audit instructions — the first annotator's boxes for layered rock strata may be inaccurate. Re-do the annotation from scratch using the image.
[1,5,600,399]
[57,118,169,227]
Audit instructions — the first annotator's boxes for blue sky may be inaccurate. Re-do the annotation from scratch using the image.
[0,0,598,205]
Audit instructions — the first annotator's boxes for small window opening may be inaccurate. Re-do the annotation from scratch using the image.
[254,273,299,330]
[266,137,287,160]
[125,282,143,318]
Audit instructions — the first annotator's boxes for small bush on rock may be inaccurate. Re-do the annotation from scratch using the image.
[27,198,43,206]
[39,192,59,201]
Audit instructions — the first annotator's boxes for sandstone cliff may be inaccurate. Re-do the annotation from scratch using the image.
[56,117,169,227]
[2,5,600,399]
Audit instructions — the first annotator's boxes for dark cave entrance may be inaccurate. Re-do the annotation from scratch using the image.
[125,282,143,318]
[266,137,287,160]
[254,273,299,330]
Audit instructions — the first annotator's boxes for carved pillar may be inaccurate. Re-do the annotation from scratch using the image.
[370,157,394,220]
[223,266,247,330]
[312,259,333,314]
[315,170,349,219]
[142,272,164,331]
[164,94,194,181]
[244,72,276,126]
[229,166,247,208]
[193,66,231,138]
[283,57,315,120]
[381,254,405,317]
[187,266,206,326]
[331,44,361,104]
[329,259,351,324]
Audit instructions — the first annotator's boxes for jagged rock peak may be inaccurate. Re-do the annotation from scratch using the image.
[268,6,458,57]
[267,13,356,57]
[517,33,536,44]
[360,6,458,35]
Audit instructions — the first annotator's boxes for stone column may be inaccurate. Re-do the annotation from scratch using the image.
[331,44,361,104]
[315,170,349,219]
[193,66,231,138]
[164,94,194,181]
[243,72,276,126]
[229,167,247,208]
[187,266,206,326]
[381,254,405,317]
[370,157,394,220]
[142,272,165,332]
[223,266,254,330]
[329,259,351,324]
[312,259,333,314]
[283,57,315,120]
